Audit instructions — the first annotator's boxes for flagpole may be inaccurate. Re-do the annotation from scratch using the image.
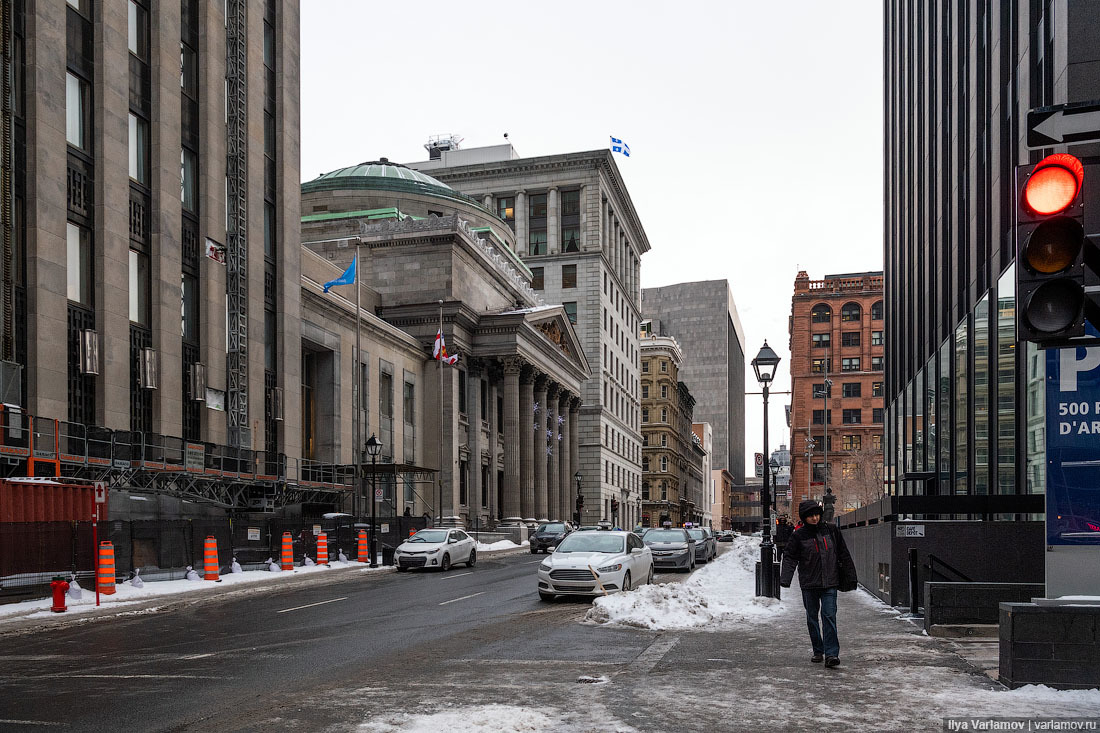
[354,251,361,522]
[438,299,445,527]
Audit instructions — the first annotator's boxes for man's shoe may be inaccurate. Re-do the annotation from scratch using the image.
[811,654,823,663]
[825,656,840,668]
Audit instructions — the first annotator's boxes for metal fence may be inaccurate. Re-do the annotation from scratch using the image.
[0,515,429,604]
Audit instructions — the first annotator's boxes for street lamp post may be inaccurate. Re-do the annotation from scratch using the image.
[770,458,780,513]
[752,340,781,600]
[573,471,583,525]
[365,434,382,568]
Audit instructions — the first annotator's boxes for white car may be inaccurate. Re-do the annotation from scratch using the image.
[536,530,653,601]
[394,529,476,571]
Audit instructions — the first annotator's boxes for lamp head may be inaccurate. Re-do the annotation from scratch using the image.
[365,434,382,458]
[752,341,781,384]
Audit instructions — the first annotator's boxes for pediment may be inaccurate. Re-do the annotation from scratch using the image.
[526,309,588,374]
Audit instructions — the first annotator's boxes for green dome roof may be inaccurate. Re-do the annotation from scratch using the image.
[309,159,452,189]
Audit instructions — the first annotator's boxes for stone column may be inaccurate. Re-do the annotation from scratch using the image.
[487,371,498,523]
[519,367,535,522]
[466,360,481,521]
[515,191,527,256]
[546,383,561,521]
[533,375,549,522]
[558,390,571,522]
[501,357,523,523]
[547,187,559,254]
[569,398,581,523]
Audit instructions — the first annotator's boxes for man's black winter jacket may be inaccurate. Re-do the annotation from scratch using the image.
[779,522,857,591]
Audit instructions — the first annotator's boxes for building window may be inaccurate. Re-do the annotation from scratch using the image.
[842,382,861,398]
[403,381,415,425]
[811,358,831,374]
[182,274,198,341]
[458,370,467,415]
[563,302,577,324]
[872,381,884,397]
[129,113,149,185]
[842,462,857,480]
[841,357,860,372]
[642,361,649,373]
[842,409,862,425]
[66,223,93,306]
[561,189,580,216]
[812,333,831,349]
[642,481,649,499]
[841,332,861,347]
[531,267,544,290]
[529,193,547,217]
[642,385,649,398]
[660,361,667,372]
[812,409,829,425]
[459,460,468,505]
[811,304,831,323]
[872,407,885,423]
[128,1,149,60]
[562,264,577,288]
[812,463,826,482]
[181,150,198,213]
[529,230,547,256]
[842,434,862,451]
[871,356,884,370]
[660,384,668,398]
[812,382,831,397]
[871,300,883,320]
[128,249,150,325]
[660,408,667,422]
[562,227,580,253]
[660,456,668,472]
[642,408,649,422]
[660,434,667,447]
[66,73,89,150]
[871,330,884,346]
[841,303,861,322]
[872,434,883,450]
[496,196,514,222]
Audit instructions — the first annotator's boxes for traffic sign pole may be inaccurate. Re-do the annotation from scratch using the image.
[93,505,99,607]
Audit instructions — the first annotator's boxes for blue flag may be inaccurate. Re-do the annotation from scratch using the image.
[610,136,630,157]
[322,255,356,293]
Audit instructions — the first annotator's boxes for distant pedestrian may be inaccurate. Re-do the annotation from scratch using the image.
[779,500,858,669]
[774,515,794,556]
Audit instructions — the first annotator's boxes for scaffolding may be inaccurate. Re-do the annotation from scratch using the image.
[225,0,249,447]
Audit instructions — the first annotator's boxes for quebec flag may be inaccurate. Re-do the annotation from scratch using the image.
[610,136,630,157]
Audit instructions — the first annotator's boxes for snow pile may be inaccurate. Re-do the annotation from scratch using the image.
[475,539,529,551]
[585,535,782,629]
[360,703,637,733]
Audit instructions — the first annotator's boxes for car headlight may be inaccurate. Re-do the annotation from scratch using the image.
[597,563,622,572]
[540,559,552,569]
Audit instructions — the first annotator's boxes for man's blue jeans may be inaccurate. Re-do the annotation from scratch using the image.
[801,587,839,657]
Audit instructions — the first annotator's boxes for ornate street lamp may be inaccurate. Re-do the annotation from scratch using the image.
[573,470,583,525]
[770,457,781,512]
[751,341,781,599]
[365,434,382,568]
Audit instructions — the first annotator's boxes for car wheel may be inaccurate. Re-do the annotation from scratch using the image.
[467,549,477,567]
[622,571,631,592]
[441,553,451,571]
[530,547,538,554]
[538,591,555,602]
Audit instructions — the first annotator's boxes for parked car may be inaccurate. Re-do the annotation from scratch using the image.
[536,530,652,601]
[717,531,735,543]
[530,522,572,554]
[574,525,601,532]
[394,529,476,571]
[687,527,717,563]
[641,528,696,572]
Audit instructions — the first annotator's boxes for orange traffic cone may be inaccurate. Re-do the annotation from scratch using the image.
[317,532,328,566]
[97,541,116,595]
[203,536,220,580]
[357,530,368,563]
[281,532,294,571]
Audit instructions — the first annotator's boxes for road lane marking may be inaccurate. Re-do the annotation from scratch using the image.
[42,674,224,679]
[276,597,348,614]
[440,572,473,579]
[439,591,485,606]
[0,721,64,727]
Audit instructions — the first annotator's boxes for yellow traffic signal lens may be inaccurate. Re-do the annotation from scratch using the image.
[1025,279,1084,333]
[1024,154,1083,215]
[1023,218,1084,274]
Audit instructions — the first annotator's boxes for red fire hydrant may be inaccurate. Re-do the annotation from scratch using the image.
[50,576,69,613]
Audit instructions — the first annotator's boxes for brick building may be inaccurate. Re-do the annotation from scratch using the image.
[788,271,885,514]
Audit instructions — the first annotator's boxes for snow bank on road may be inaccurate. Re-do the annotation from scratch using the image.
[475,539,529,551]
[360,703,637,733]
[0,561,391,624]
[585,536,781,630]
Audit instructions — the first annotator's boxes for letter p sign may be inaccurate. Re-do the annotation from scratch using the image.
[1060,346,1100,392]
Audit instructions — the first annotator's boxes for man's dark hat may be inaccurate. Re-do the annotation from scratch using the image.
[798,500,823,521]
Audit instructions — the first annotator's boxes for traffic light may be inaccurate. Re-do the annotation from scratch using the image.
[611,499,619,513]
[1016,153,1100,345]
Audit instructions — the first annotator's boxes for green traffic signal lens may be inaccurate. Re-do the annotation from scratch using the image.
[1024,218,1084,274]
[1025,279,1085,333]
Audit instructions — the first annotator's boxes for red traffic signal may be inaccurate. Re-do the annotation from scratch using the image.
[1023,154,1084,215]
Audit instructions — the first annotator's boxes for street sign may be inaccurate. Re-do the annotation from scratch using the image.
[1028,101,1100,148]
[93,482,106,504]
[786,489,792,501]
[247,527,261,541]
[895,524,925,538]
[375,488,384,499]
[754,452,764,478]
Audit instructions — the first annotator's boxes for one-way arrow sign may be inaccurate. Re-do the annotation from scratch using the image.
[1028,100,1100,148]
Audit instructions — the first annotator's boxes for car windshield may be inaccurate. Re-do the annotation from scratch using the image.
[687,529,707,540]
[555,534,625,554]
[538,523,566,534]
[644,530,689,543]
[407,530,448,543]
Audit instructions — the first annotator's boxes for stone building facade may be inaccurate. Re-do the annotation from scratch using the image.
[712,468,734,531]
[300,162,590,527]
[788,271,885,513]
[409,145,649,528]
[692,422,714,529]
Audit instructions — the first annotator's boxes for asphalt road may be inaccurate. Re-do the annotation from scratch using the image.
[0,547,718,732]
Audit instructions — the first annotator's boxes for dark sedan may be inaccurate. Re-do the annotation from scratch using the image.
[529,522,572,553]
[641,528,696,572]
[687,528,717,563]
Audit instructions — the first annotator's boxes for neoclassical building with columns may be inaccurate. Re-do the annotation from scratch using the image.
[301,161,590,526]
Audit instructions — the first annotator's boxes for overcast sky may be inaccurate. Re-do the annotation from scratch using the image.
[300,0,885,479]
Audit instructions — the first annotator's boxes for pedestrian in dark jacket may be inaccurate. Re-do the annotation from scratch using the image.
[774,515,794,555]
[780,499,858,669]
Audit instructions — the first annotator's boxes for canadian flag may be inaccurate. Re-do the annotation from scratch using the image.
[433,329,459,365]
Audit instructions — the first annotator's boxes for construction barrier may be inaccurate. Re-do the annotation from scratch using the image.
[317,532,328,565]
[280,532,293,571]
[97,541,116,595]
[203,536,219,580]
[357,530,368,563]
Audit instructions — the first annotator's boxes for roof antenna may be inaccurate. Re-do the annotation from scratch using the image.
[504,132,509,140]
